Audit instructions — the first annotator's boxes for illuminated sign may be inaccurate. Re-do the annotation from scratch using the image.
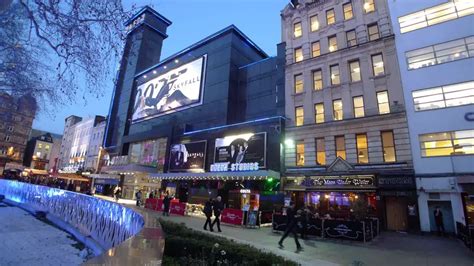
[169,141,206,172]
[211,133,266,172]
[132,55,207,122]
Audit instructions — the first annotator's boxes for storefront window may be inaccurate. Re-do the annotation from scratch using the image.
[129,138,167,170]
[465,195,474,225]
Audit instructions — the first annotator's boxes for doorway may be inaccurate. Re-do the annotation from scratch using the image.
[428,201,455,233]
[386,196,408,231]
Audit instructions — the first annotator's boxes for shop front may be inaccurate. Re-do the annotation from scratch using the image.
[377,175,418,232]
[147,170,281,225]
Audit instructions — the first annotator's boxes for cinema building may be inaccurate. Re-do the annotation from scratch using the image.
[101,7,285,220]
[281,0,418,231]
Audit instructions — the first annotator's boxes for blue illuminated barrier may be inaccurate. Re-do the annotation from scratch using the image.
[0,179,165,265]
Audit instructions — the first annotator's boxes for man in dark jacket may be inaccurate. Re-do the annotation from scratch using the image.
[162,192,171,216]
[434,206,445,236]
[203,198,214,231]
[278,202,303,252]
[211,196,224,232]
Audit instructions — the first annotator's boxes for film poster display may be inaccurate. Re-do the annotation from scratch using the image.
[169,141,206,171]
[211,132,266,172]
[132,55,207,122]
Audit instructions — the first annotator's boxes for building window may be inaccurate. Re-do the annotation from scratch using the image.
[343,2,354,20]
[326,9,336,25]
[316,138,326,165]
[412,81,474,111]
[296,141,305,166]
[349,60,361,82]
[294,22,302,38]
[313,69,323,90]
[377,91,390,114]
[295,106,304,126]
[398,1,474,34]
[335,136,346,159]
[368,23,380,41]
[353,96,365,118]
[419,130,474,157]
[4,135,10,142]
[363,0,375,13]
[381,131,396,162]
[38,143,43,149]
[294,47,303,63]
[356,134,369,163]
[406,36,474,70]
[315,103,325,124]
[328,35,338,52]
[7,126,13,132]
[371,53,385,76]
[312,41,321,57]
[346,30,357,47]
[330,64,340,85]
[310,15,319,32]
[294,74,304,94]
[333,99,343,120]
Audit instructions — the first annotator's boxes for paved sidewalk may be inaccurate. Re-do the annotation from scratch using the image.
[0,203,86,266]
[155,213,473,266]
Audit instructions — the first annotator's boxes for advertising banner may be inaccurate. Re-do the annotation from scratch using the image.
[132,55,207,122]
[169,141,206,171]
[221,208,244,225]
[211,132,266,172]
[170,201,186,216]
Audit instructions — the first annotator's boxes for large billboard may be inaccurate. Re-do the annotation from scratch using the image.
[211,133,266,172]
[168,141,206,172]
[132,55,207,123]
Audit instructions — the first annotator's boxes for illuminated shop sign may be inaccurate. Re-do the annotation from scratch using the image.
[132,55,207,123]
[168,141,206,172]
[210,132,266,172]
[300,175,375,189]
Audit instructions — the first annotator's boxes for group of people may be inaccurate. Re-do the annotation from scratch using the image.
[202,196,224,232]
[3,172,92,194]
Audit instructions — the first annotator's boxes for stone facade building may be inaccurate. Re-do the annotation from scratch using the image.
[58,115,106,173]
[281,0,417,231]
[0,93,36,172]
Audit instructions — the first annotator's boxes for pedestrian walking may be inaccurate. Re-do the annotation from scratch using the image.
[434,206,445,236]
[203,198,214,231]
[135,189,143,207]
[211,196,223,232]
[113,186,121,202]
[278,202,303,252]
[162,191,171,216]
